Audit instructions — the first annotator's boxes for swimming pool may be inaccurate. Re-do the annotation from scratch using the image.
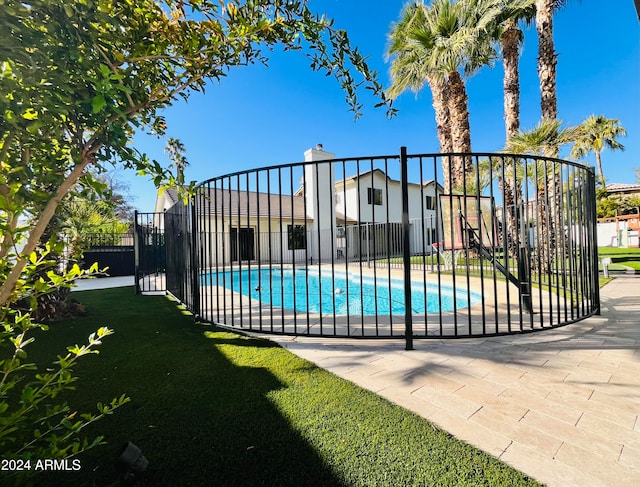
[203,267,481,315]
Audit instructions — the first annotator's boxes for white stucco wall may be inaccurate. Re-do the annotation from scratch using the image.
[597,221,639,247]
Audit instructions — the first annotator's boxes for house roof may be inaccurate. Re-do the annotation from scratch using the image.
[335,211,358,225]
[606,183,640,194]
[154,186,180,213]
[334,168,444,191]
[164,187,310,220]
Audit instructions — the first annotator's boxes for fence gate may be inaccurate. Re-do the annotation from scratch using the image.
[134,211,166,293]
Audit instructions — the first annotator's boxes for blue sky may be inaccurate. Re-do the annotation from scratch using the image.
[128,0,640,212]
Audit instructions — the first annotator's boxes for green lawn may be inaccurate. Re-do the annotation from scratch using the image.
[598,247,640,271]
[23,287,541,487]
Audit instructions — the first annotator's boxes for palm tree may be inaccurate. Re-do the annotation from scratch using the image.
[494,0,536,139]
[386,0,502,190]
[488,0,535,256]
[387,4,453,154]
[570,115,626,189]
[61,200,129,256]
[504,118,576,271]
[165,137,189,184]
[505,118,576,157]
[457,157,494,195]
[535,0,557,122]
[535,1,575,129]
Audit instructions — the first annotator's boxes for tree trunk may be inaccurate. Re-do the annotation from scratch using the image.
[0,151,97,308]
[429,76,454,192]
[499,157,522,258]
[595,150,605,189]
[429,76,453,154]
[538,160,560,275]
[535,0,559,273]
[502,18,521,140]
[447,71,473,192]
[501,18,524,259]
[535,0,557,124]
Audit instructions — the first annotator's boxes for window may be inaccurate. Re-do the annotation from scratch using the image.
[367,188,382,206]
[288,225,307,250]
[425,195,436,210]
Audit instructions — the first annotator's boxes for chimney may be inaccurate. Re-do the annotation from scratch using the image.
[303,144,336,262]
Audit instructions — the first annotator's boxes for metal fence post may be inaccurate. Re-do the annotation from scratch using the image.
[400,147,414,350]
[587,168,601,315]
[134,210,141,294]
[190,195,201,320]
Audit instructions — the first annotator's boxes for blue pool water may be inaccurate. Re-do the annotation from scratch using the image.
[203,267,481,315]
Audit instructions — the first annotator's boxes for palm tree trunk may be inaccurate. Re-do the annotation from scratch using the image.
[595,150,606,189]
[447,71,473,191]
[540,161,560,275]
[429,76,454,192]
[501,17,524,258]
[535,0,559,273]
[429,77,453,154]
[499,158,522,258]
[535,0,557,124]
[502,18,521,140]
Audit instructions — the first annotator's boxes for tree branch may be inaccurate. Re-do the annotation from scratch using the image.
[0,150,97,307]
[93,43,135,109]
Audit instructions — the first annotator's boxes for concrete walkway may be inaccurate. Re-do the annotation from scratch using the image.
[262,276,640,487]
[72,275,135,291]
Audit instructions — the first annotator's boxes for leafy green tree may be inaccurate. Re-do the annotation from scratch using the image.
[596,190,640,219]
[1,0,392,472]
[0,0,392,307]
[570,114,627,189]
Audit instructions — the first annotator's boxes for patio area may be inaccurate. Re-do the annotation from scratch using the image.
[257,275,640,487]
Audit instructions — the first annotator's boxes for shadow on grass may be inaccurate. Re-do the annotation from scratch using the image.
[201,329,281,348]
[25,287,347,487]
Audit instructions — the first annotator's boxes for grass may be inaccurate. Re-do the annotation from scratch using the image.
[23,287,541,487]
[598,247,640,271]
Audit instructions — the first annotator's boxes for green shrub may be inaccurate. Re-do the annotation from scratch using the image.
[0,247,129,484]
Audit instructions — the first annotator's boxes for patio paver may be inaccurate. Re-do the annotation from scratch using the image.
[261,275,640,487]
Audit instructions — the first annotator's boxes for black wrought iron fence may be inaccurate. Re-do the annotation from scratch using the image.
[134,211,166,293]
[153,148,599,348]
[164,199,199,309]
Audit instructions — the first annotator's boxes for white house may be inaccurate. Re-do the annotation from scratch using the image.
[155,146,444,266]
[333,168,442,259]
